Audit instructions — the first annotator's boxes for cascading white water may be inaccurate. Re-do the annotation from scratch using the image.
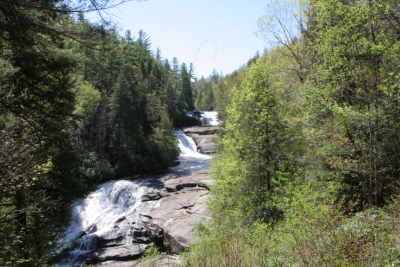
[60,181,149,248]
[57,129,212,266]
[57,178,162,266]
[171,130,212,177]
[186,110,221,126]
[201,111,220,126]
[174,130,211,159]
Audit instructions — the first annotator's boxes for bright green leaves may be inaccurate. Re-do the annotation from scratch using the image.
[212,58,291,222]
[73,81,101,128]
[189,1,400,266]
[304,0,400,207]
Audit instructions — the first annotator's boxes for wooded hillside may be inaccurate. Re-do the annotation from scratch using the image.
[0,1,195,265]
[187,1,400,266]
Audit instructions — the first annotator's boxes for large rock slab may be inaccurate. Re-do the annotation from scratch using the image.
[182,126,220,154]
[78,244,147,265]
[84,171,212,266]
[144,170,212,254]
[92,254,181,267]
[182,126,219,135]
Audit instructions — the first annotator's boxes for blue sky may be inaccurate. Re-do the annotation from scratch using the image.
[94,0,268,78]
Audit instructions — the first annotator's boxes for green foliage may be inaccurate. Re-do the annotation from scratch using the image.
[264,185,400,266]
[183,217,248,267]
[187,1,400,266]
[0,1,80,264]
[194,67,248,121]
[140,243,162,267]
[68,24,189,182]
[0,1,194,265]
[187,180,400,266]
[5,0,400,265]
[211,58,297,223]
[303,0,400,207]
[73,81,101,129]
[151,105,180,168]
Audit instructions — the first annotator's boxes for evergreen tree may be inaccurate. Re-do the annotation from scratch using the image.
[212,58,289,222]
[180,62,194,111]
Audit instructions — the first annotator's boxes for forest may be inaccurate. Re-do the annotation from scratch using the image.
[0,0,194,265]
[2,0,400,266]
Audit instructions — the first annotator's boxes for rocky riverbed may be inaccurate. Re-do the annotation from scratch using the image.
[89,169,211,267]
[144,169,212,253]
[85,127,219,267]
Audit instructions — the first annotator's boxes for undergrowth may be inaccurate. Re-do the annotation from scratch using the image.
[183,181,400,266]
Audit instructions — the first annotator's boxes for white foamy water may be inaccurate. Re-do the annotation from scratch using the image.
[57,178,162,266]
[174,130,212,159]
[57,127,214,266]
[201,111,221,126]
[186,110,222,126]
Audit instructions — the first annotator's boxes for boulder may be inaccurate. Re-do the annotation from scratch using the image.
[144,170,212,254]
[81,244,147,264]
[82,171,211,266]
[182,126,219,135]
[190,133,218,154]
[141,193,161,202]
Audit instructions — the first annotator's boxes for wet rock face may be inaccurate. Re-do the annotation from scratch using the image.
[57,177,170,266]
[59,131,212,266]
[182,126,220,154]
[144,169,212,254]
[68,171,211,266]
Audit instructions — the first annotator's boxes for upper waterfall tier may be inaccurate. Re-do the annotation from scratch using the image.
[185,111,221,126]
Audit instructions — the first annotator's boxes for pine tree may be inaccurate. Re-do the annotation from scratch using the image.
[212,58,287,222]
[180,62,194,111]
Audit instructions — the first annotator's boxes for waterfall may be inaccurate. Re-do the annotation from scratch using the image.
[57,178,162,266]
[201,111,220,126]
[57,130,211,266]
[174,130,211,159]
[170,130,212,177]
[60,181,147,249]
[186,111,221,126]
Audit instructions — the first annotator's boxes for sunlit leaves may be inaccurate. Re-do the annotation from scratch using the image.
[212,58,289,222]
[303,0,400,207]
